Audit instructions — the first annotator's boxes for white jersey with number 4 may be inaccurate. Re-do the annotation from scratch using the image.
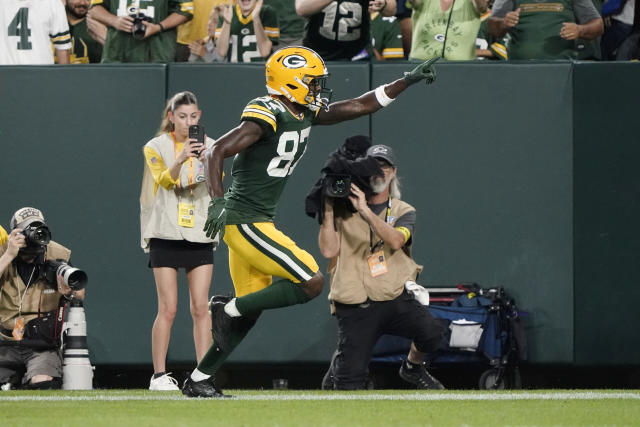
[0,0,71,64]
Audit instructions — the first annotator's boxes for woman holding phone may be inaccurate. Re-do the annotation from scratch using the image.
[140,91,217,391]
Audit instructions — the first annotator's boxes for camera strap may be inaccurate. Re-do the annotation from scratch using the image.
[12,264,36,340]
[369,198,393,253]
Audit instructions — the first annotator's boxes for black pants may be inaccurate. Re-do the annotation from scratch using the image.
[331,291,445,390]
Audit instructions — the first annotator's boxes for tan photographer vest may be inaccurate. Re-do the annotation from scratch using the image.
[328,198,423,305]
[0,241,70,333]
[139,133,216,251]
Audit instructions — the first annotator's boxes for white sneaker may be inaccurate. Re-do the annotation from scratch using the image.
[149,373,179,391]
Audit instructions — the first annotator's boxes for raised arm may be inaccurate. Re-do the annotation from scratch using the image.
[314,57,438,125]
[251,0,273,58]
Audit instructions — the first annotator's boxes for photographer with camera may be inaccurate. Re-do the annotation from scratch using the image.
[0,208,85,390]
[140,91,217,391]
[318,144,446,390]
[88,0,193,62]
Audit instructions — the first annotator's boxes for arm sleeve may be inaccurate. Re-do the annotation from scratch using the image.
[170,0,195,19]
[573,0,601,24]
[50,0,71,50]
[240,99,277,133]
[89,0,110,11]
[0,227,7,246]
[394,210,416,244]
[262,6,280,44]
[143,146,180,190]
[490,0,514,18]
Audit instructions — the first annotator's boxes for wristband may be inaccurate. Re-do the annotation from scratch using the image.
[374,85,395,107]
[158,22,165,32]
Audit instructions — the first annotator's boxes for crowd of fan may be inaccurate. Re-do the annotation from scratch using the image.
[1,0,638,65]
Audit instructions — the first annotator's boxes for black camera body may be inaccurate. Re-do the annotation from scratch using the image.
[129,8,152,40]
[43,260,88,291]
[323,174,352,198]
[23,224,51,247]
[189,124,205,156]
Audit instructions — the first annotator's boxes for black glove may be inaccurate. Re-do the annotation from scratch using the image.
[203,197,227,239]
[403,57,439,85]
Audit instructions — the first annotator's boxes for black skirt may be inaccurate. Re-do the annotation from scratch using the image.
[148,238,213,270]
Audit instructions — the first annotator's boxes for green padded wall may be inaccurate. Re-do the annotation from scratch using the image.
[0,65,167,364]
[573,62,640,365]
[1,62,638,366]
[372,62,575,363]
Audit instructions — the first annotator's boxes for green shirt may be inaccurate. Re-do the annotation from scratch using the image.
[69,18,103,63]
[216,4,279,63]
[490,0,601,59]
[264,0,304,41]
[370,12,404,59]
[410,0,482,60]
[225,96,317,224]
[89,0,193,62]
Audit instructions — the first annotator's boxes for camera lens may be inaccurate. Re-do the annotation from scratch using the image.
[331,179,347,195]
[25,225,51,246]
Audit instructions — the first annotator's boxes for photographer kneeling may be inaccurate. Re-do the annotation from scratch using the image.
[319,144,445,390]
[0,208,85,390]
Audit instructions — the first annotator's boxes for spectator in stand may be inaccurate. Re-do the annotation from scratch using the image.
[352,9,404,61]
[488,0,604,59]
[188,6,226,61]
[297,0,397,61]
[265,0,306,46]
[370,11,405,59]
[214,0,279,62]
[88,0,194,62]
[476,9,508,59]
[396,0,413,58]
[1,0,71,64]
[601,0,635,60]
[409,0,488,61]
[176,0,218,61]
[65,0,105,63]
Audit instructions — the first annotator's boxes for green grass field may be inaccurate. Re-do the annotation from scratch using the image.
[1,389,638,427]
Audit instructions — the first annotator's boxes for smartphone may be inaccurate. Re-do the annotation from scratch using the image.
[188,124,205,155]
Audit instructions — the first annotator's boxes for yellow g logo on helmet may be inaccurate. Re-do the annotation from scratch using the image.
[265,46,332,111]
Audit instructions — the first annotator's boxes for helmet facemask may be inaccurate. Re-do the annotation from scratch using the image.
[301,74,332,111]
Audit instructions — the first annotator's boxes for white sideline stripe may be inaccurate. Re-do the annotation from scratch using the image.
[1,392,639,402]
[241,224,313,281]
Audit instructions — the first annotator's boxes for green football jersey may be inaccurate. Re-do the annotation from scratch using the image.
[89,0,193,62]
[216,4,279,63]
[69,19,103,63]
[370,12,404,60]
[224,96,317,224]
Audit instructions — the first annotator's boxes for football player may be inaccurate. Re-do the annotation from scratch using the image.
[182,46,437,398]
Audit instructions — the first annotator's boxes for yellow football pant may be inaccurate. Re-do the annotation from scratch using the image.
[223,222,319,297]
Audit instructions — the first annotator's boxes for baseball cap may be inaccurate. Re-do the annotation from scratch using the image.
[10,207,46,230]
[366,144,396,167]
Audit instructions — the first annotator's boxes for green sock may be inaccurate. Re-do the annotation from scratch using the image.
[197,314,260,375]
[235,278,310,316]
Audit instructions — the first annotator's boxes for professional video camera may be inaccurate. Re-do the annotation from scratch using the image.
[43,260,88,291]
[323,174,352,198]
[128,6,152,40]
[305,135,383,222]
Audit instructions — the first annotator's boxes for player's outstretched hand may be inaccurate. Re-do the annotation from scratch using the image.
[204,197,227,239]
[403,57,439,86]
